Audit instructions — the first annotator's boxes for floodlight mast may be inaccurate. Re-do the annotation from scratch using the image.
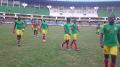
[70,6,75,10]
[94,7,99,10]
[22,2,28,8]
[70,6,75,17]
[47,5,52,9]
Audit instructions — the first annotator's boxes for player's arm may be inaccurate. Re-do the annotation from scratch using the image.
[47,23,49,30]
[40,23,43,29]
[31,21,34,29]
[64,26,70,35]
[13,22,16,33]
[38,21,41,29]
[77,25,80,32]
[96,26,98,30]
[22,21,26,32]
[64,27,67,34]
[99,26,104,48]
[100,33,104,48]
[118,31,120,52]
[71,26,73,30]
[23,21,27,29]
[40,23,43,32]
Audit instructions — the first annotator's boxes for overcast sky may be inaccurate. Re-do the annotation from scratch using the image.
[50,0,120,2]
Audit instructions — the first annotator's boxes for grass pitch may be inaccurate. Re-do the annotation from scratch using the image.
[0,24,120,67]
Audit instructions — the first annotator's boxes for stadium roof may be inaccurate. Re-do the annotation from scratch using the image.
[19,0,120,7]
[49,0,120,2]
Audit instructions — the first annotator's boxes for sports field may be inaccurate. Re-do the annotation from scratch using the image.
[0,24,120,67]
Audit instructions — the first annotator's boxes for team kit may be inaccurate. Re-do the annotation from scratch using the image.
[13,16,120,67]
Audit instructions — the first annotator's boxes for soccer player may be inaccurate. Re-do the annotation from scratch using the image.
[32,19,40,37]
[40,19,48,42]
[61,18,71,49]
[96,24,101,35]
[70,19,80,50]
[13,17,25,47]
[101,21,107,28]
[100,15,120,67]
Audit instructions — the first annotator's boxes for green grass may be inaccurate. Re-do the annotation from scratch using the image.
[0,24,120,67]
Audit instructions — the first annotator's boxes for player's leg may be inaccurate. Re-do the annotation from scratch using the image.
[35,30,37,36]
[36,29,38,37]
[62,34,67,48]
[104,46,110,67]
[42,34,45,40]
[96,29,100,36]
[111,55,116,67]
[70,40,78,49]
[32,26,35,37]
[17,35,22,46]
[66,40,69,49]
[35,28,38,37]
[66,34,70,49]
[34,30,36,36]
[42,30,47,42]
[42,33,46,42]
[70,34,74,48]
[71,34,79,50]
[73,34,79,50]
[70,40,74,48]
[110,46,118,67]
[62,40,67,48]
[73,40,79,50]
[104,54,109,67]
[16,30,22,46]
[34,29,37,37]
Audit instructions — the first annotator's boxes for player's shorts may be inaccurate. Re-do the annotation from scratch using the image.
[104,45,118,55]
[64,34,71,40]
[42,30,48,35]
[32,25,39,30]
[33,28,38,31]
[72,34,78,40]
[16,29,24,36]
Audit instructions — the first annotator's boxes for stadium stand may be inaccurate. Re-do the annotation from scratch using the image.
[98,8,120,17]
[0,5,49,15]
[49,7,98,17]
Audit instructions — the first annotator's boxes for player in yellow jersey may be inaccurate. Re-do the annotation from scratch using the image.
[13,17,25,47]
[32,19,40,37]
[40,19,48,43]
[70,19,80,51]
[100,15,120,67]
[61,18,71,49]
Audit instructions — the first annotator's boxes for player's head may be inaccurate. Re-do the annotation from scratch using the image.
[98,23,100,26]
[15,18,17,20]
[66,18,71,23]
[42,19,46,22]
[103,21,106,24]
[73,19,76,24]
[108,15,115,25]
[18,17,21,21]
